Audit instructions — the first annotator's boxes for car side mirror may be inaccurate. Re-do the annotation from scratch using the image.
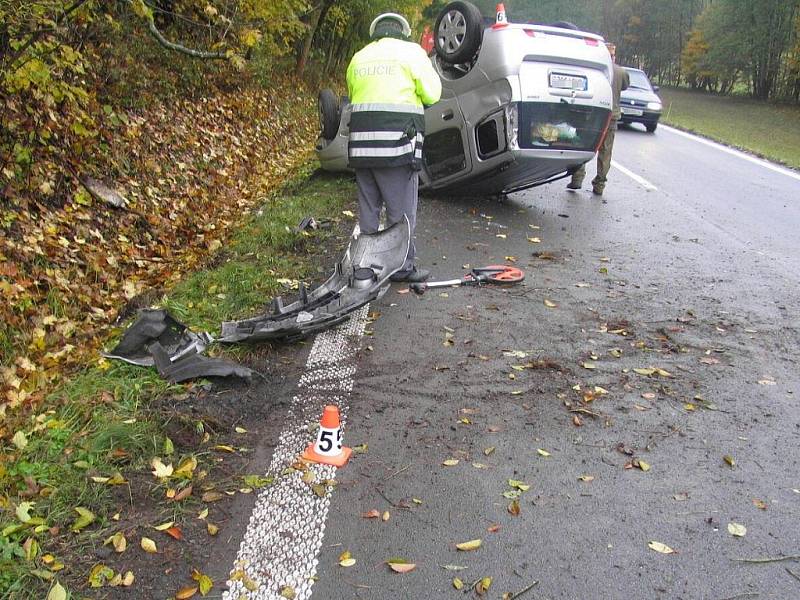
[652,85,660,92]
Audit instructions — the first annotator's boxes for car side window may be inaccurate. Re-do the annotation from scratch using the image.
[423,128,466,180]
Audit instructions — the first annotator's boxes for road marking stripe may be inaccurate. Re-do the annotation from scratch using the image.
[611,160,659,191]
[222,305,370,600]
[660,124,800,183]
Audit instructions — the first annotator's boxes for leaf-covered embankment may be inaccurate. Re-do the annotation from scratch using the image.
[0,80,318,424]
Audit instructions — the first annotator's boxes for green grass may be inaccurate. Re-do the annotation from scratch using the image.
[0,164,356,599]
[659,87,800,169]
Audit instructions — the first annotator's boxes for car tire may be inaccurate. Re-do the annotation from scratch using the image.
[646,122,658,133]
[319,89,340,141]
[434,1,484,65]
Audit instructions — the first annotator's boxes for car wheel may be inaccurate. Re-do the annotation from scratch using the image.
[434,1,484,65]
[319,89,340,141]
[646,122,658,133]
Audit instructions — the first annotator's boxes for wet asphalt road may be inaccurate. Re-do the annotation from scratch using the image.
[308,125,800,600]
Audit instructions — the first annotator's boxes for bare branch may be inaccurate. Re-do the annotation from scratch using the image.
[145,16,228,60]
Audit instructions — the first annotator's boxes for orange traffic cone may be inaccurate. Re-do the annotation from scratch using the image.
[495,3,507,24]
[302,405,352,467]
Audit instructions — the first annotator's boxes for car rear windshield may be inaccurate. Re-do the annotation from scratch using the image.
[518,103,610,151]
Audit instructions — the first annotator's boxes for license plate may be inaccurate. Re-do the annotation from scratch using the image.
[549,73,587,91]
[622,107,643,116]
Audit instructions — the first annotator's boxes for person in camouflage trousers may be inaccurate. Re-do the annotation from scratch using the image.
[567,43,630,197]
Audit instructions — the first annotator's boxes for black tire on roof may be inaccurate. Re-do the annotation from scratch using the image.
[434,1,484,64]
[318,88,340,141]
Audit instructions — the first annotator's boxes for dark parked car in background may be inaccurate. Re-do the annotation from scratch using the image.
[619,67,662,132]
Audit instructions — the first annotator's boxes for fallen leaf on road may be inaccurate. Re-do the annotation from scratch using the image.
[673,492,689,501]
[581,362,596,369]
[456,539,482,551]
[496,234,507,239]
[339,558,356,567]
[235,426,247,434]
[362,509,380,519]
[441,564,468,571]
[648,541,675,554]
[192,569,213,595]
[201,491,223,502]
[537,448,551,457]
[140,537,157,553]
[641,392,656,399]
[175,586,198,599]
[165,526,183,540]
[484,447,495,456]
[578,475,594,482]
[728,523,747,537]
[388,562,416,573]
[173,456,198,478]
[487,524,501,533]
[382,511,390,522]
[543,299,557,308]
[527,236,541,243]
[634,459,651,471]
[699,357,719,365]
[477,576,492,595]
[72,507,95,532]
[279,586,296,599]
[633,368,655,376]
[154,521,174,531]
[47,582,66,600]
[442,459,459,466]
[723,455,736,468]
[151,458,173,479]
[752,498,768,510]
[508,500,520,516]
[453,577,464,590]
[576,282,590,288]
[206,523,219,536]
[573,414,583,426]
[103,532,126,553]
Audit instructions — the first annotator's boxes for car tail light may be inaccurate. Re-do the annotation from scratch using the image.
[584,38,599,46]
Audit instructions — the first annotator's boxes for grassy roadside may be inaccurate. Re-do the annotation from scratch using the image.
[658,87,800,169]
[0,165,356,599]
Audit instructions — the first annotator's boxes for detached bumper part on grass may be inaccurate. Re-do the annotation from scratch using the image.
[218,217,411,343]
[103,309,213,367]
[103,309,253,383]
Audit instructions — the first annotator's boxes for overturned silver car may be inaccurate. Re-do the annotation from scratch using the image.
[316,1,614,195]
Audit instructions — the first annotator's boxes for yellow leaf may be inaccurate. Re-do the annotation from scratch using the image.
[382,510,390,522]
[543,299,557,308]
[103,532,127,553]
[47,582,67,600]
[477,576,492,594]
[72,507,96,532]
[12,431,28,450]
[192,569,213,595]
[176,586,198,599]
[213,445,235,453]
[388,562,416,573]
[453,577,464,590]
[648,541,675,554]
[173,456,198,478]
[279,586,296,598]
[456,539,482,551]
[578,475,594,482]
[235,426,247,434]
[121,571,134,586]
[198,508,208,520]
[723,455,736,467]
[342,210,355,218]
[527,236,541,243]
[633,368,656,376]
[637,460,651,471]
[727,522,747,537]
[154,521,174,531]
[581,362,596,369]
[339,558,356,567]
[151,457,173,479]
[140,537,157,553]
[442,459,459,466]
[207,523,219,536]
[537,448,551,457]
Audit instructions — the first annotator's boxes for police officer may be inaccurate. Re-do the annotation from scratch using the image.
[567,42,629,197]
[346,13,442,282]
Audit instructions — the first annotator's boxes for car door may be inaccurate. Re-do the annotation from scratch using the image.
[420,91,473,188]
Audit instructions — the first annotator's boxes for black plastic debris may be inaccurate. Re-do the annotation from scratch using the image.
[148,341,252,384]
[103,309,212,367]
[219,217,410,343]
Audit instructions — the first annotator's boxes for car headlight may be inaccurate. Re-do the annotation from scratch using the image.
[646,102,662,111]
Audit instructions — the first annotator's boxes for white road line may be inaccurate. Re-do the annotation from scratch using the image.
[660,124,800,183]
[611,160,658,191]
[222,305,369,600]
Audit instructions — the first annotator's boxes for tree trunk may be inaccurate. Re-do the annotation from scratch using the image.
[296,2,325,77]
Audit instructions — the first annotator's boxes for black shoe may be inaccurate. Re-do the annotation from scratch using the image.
[566,182,581,190]
[389,267,430,283]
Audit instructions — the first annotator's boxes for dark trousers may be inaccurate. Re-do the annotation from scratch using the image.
[355,166,418,272]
